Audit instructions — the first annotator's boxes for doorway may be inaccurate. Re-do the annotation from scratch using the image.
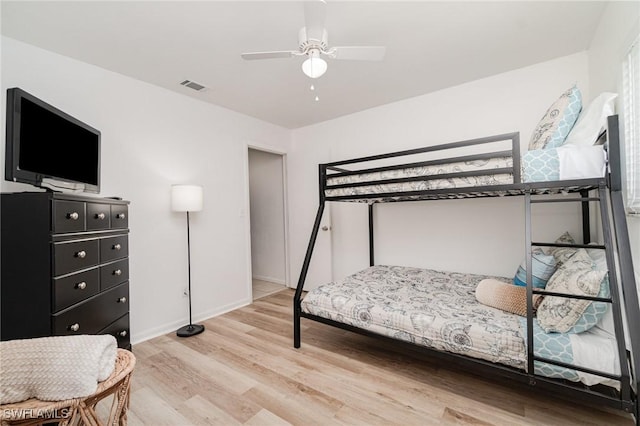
[247,147,288,300]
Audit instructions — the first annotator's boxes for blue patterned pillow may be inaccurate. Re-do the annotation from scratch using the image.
[528,85,582,150]
[514,248,557,289]
[518,317,579,381]
[523,148,560,182]
[567,275,610,333]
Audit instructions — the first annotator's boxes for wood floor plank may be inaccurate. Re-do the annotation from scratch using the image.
[128,289,634,425]
[242,384,341,426]
[155,339,258,394]
[127,386,193,425]
[243,408,292,426]
[332,404,415,426]
[442,407,495,425]
[180,394,242,425]
[144,350,262,423]
[197,329,347,415]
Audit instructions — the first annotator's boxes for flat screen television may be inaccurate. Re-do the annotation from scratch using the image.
[5,88,101,193]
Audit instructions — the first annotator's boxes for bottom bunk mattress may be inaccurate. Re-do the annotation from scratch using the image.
[300,265,619,388]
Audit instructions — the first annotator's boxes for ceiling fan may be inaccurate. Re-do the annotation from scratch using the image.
[241,0,386,79]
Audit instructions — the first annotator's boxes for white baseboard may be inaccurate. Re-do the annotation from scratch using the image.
[252,275,286,286]
[130,298,252,345]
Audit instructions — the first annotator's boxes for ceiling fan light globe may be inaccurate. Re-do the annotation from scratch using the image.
[302,57,327,78]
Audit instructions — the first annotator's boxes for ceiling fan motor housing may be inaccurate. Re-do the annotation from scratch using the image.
[298,27,328,54]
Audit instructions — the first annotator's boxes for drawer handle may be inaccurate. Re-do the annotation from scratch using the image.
[69,323,80,332]
[113,244,122,251]
[75,281,87,290]
[114,269,122,276]
[75,250,87,259]
[118,297,127,303]
[67,212,79,220]
[96,212,106,220]
[116,213,126,219]
[118,330,128,337]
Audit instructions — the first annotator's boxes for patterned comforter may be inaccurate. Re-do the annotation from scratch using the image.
[301,265,527,369]
[301,265,620,388]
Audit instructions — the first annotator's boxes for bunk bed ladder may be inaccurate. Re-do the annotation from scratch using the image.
[524,185,636,414]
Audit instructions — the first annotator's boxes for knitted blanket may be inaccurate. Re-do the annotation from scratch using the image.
[0,335,117,404]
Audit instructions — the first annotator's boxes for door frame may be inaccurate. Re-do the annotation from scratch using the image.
[244,143,291,299]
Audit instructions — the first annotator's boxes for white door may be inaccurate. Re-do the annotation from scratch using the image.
[301,205,332,291]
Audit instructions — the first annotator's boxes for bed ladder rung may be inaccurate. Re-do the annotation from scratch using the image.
[532,289,612,303]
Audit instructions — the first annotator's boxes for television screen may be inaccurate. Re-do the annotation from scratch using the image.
[5,88,101,193]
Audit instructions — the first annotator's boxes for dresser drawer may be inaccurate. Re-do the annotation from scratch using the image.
[99,313,130,349]
[87,203,111,230]
[53,282,129,336]
[111,205,128,229]
[52,268,100,312]
[53,200,85,233]
[100,258,129,290]
[100,235,128,263]
[53,239,100,276]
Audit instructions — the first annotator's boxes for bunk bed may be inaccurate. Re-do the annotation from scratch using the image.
[293,115,640,422]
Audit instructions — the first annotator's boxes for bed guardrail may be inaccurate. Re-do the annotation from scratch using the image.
[322,132,521,202]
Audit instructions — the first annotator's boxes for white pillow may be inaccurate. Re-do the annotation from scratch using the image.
[564,92,617,147]
[586,245,607,271]
[556,145,607,180]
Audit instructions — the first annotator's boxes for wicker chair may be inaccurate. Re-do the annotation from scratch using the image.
[0,349,135,426]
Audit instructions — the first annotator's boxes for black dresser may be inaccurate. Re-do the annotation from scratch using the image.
[1,192,131,349]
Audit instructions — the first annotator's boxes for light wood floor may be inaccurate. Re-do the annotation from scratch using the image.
[125,289,634,425]
[252,279,286,300]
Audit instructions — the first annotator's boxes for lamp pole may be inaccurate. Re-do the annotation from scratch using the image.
[173,184,205,338]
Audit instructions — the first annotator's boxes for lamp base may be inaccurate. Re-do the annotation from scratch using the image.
[176,324,205,338]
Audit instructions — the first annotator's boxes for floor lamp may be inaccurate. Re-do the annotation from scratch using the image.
[171,184,205,337]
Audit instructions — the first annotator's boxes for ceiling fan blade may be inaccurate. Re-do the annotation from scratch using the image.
[330,46,386,61]
[241,51,295,60]
[304,0,327,42]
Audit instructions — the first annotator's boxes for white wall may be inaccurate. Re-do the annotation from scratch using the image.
[288,125,332,288]
[248,149,285,284]
[587,1,640,295]
[1,36,291,344]
[291,53,591,281]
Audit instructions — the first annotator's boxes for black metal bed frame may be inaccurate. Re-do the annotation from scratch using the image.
[293,115,640,422]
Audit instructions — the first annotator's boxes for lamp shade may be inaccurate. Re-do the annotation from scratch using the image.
[171,185,203,212]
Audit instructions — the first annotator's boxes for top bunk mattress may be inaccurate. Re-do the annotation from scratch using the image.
[325,156,516,200]
[324,146,606,202]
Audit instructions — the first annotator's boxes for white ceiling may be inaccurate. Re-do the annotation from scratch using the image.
[1,1,607,129]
